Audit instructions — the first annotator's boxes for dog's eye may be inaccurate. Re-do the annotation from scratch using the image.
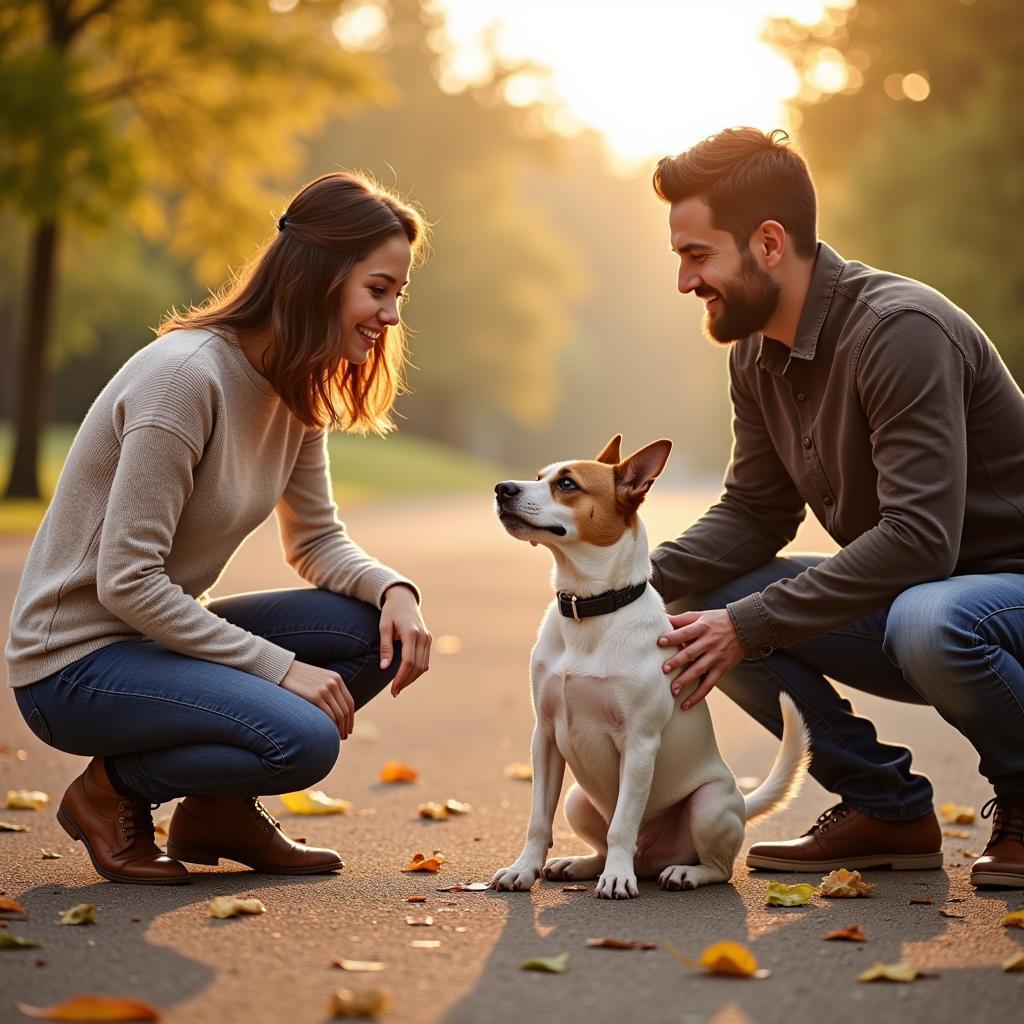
[555,477,578,491]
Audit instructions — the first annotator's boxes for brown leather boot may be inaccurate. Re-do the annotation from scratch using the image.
[746,803,943,872]
[166,795,344,874]
[56,758,189,885]
[971,795,1024,888]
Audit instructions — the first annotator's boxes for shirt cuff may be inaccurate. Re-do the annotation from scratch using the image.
[726,592,783,659]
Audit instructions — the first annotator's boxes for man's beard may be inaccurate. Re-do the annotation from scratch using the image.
[699,253,781,344]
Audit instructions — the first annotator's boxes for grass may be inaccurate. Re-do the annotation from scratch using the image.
[0,422,514,535]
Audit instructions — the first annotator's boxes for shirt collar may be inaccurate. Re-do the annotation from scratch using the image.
[756,241,845,374]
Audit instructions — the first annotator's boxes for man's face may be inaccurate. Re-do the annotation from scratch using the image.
[669,197,780,344]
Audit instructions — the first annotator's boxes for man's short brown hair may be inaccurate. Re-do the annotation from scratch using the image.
[653,127,818,260]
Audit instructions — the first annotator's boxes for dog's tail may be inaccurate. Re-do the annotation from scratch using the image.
[742,693,811,825]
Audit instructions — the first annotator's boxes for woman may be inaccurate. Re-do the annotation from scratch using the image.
[5,172,432,885]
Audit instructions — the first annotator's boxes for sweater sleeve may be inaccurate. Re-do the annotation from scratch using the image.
[96,424,296,683]
[274,429,419,607]
[650,344,806,609]
[726,311,971,656]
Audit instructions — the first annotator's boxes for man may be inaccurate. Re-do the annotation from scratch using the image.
[648,126,1024,888]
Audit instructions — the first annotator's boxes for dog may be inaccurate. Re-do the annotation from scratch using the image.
[488,435,810,899]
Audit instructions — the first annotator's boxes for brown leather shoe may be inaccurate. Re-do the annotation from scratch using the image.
[746,803,943,872]
[971,795,1024,888]
[56,758,189,885]
[166,795,344,874]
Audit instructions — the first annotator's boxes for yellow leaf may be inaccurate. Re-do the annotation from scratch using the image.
[16,994,161,1020]
[0,897,27,919]
[417,802,447,821]
[521,953,569,973]
[330,988,391,1018]
[41,850,63,860]
[1002,951,1024,972]
[444,799,471,815]
[402,853,446,873]
[59,904,96,926]
[939,802,975,825]
[379,762,418,784]
[765,881,815,906]
[332,958,385,972]
[665,939,767,978]
[5,790,48,810]
[208,896,265,919]
[503,762,533,781]
[279,790,352,815]
[1003,910,1024,929]
[818,869,875,898]
[0,934,42,949]
[0,820,30,832]
[857,962,923,983]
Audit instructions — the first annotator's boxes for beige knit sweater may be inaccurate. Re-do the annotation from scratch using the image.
[5,329,416,689]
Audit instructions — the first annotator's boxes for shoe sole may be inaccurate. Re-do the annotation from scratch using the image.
[166,841,344,874]
[746,851,944,872]
[971,870,1024,888]
[57,803,191,886]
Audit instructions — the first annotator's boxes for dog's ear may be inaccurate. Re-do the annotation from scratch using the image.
[594,434,622,465]
[616,439,672,507]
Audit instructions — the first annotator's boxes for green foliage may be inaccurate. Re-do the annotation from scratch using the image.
[768,0,1024,374]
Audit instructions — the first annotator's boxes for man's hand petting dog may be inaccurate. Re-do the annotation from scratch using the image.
[659,609,745,709]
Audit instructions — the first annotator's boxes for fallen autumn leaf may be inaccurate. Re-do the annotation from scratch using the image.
[521,953,569,973]
[1002,951,1024,972]
[765,881,814,906]
[818,869,875,898]
[16,994,161,1021]
[330,988,391,1018]
[5,790,48,811]
[857,962,937,983]
[417,802,448,821]
[380,762,418,784]
[402,853,445,873]
[0,820,30,832]
[279,790,352,815]
[503,762,533,781]
[0,934,42,950]
[58,904,96,926]
[939,802,975,825]
[586,937,656,951]
[0,897,27,919]
[665,939,769,979]
[332,958,385,973]
[208,897,265,919]
[1002,910,1024,928]
[824,924,867,942]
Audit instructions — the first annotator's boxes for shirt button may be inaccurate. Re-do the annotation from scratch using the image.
[802,436,812,449]
[796,392,806,401]
[759,643,774,657]
[823,495,833,506]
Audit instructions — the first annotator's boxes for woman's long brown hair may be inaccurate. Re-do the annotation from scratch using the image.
[159,172,426,433]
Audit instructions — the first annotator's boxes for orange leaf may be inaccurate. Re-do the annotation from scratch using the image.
[17,994,161,1020]
[0,897,27,919]
[405,896,428,904]
[1002,910,1024,928]
[402,853,445,873]
[665,939,768,978]
[380,762,418,784]
[824,924,866,942]
[586,937,656,950]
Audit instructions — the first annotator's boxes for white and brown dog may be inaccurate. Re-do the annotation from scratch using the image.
[489,435,809,899]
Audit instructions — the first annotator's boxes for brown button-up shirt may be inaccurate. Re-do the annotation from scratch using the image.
[650,242,1024,658]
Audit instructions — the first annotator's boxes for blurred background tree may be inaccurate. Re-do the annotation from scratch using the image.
[0,0,381,497]
[767,0,1024,376]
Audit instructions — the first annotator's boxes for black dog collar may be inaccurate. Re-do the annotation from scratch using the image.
[556,581,648,622]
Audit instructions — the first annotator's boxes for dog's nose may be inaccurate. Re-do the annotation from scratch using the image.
[495,481,520,502]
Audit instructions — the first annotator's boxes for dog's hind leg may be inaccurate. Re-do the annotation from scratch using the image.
[658,779,744,891]
[542,784,608,881]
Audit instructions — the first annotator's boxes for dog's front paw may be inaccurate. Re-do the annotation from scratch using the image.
[489,863,542,892]
[595,865,640,900]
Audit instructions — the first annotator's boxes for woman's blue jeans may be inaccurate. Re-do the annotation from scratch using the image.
[681,556,1024,820]
[13,589,400,804]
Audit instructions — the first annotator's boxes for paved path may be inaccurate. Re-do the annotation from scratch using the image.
[1,494,1021,1023]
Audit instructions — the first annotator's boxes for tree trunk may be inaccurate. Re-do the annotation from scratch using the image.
[4,218,59,500]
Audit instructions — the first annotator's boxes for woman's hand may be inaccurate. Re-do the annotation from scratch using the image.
[380,584,431,697]
[658,608,745,709]
[281,660,355,739]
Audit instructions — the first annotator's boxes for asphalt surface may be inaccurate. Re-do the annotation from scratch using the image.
[1,493,1022,1024]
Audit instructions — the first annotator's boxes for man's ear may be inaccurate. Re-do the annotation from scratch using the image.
[617,439,672,507]
[595,434,622,465]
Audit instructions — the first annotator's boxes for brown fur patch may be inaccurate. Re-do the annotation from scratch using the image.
[551,461,635,546]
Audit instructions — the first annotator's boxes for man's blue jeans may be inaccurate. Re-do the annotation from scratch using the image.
[681,556,1024,820]
[13,588,400,804]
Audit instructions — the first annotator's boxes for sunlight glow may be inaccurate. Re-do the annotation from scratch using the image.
[430,0,856,169]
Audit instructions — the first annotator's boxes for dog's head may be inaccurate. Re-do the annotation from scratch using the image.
[494,435,672,550]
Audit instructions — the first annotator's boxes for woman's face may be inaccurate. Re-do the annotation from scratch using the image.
[338,234,414,364]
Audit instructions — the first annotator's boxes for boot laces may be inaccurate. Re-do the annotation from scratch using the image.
[118,799,159,842]
[248,797,281,832]
[805,803,850,836]
[980,795,1024,847]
